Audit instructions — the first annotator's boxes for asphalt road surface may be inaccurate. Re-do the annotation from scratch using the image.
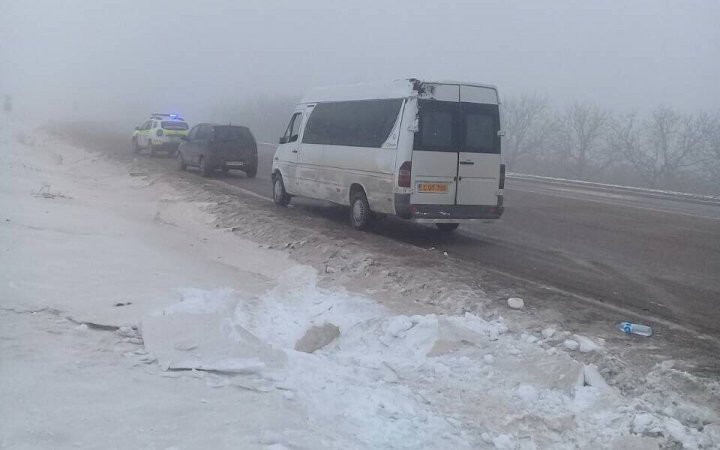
[235,143,720,337]
[65,127,720,338]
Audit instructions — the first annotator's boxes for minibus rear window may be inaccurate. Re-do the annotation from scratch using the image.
[462,103,500,154]
[414,100,458,152]
[414,100,500,154]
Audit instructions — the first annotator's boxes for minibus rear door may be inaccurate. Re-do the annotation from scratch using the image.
[456,85,501,206]
[410,85,460,206]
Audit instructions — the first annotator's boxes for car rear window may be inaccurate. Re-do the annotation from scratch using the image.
[213,126,255,146]
[162,121,189,130]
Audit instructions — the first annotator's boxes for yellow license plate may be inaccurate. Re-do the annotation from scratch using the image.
[417,182,449,193]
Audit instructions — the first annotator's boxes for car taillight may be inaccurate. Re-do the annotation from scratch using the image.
[499,163,506,189]
[398,161,412,188]
[157,129,163,137]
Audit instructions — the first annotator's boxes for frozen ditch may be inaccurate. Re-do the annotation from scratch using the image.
[140,266,719,449]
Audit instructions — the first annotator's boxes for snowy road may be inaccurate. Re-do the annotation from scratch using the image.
[2,123,720,449]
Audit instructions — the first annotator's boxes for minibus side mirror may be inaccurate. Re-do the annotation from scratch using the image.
[289,134,298,143]
[497,130,506,137]
[135,126,140,131]
[279,136,288,144]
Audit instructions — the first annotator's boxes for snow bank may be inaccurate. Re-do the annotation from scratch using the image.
[141,266,719,449]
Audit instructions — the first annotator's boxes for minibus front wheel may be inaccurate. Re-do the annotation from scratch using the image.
[272,173,291,206]
[350,189,372,231]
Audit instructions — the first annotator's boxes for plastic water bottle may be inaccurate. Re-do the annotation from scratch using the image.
[618,321,653,337]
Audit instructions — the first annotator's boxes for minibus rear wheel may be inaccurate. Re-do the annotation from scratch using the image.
[350,190,372,231]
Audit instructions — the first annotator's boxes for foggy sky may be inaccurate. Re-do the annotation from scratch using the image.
[1,0,718,125]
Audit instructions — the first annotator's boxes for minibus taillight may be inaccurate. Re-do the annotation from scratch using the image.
[499,163,506,189]
[398,161,412,188]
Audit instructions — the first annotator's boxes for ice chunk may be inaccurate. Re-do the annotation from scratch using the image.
[574,334,603,353]
[507,297,524,309]
[541,327,556,339]
[583,364,609,389]
[632,413,655,434]
[515,384,538,402]
[386,315,414,338]
[492,434,516,449]
[563,339,579,351]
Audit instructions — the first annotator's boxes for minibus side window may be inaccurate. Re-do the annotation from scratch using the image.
[281,112,302,143]
[289,113,302,142]
[302,99,402,148]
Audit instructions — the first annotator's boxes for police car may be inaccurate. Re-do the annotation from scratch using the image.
[132,113,189,156]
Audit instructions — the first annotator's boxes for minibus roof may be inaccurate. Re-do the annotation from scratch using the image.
[300,79,497,104]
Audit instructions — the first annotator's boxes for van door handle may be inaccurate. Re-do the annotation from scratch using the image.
[459,160,474,165]
[291,150,298,153]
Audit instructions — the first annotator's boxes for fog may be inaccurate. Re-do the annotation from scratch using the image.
[2,0,719,127]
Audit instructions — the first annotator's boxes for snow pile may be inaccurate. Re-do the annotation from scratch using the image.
[142,267,719,449]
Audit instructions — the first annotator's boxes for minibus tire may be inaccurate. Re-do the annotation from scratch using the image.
[273,174,290,206]
[436,223,459,232]
[148,142,157,157]
[350,191,372,231]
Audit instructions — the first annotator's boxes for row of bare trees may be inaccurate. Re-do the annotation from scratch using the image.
[216,93,719,195]
[502,95,720,194]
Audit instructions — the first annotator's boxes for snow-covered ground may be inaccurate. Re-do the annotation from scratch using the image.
[1,123,719,449]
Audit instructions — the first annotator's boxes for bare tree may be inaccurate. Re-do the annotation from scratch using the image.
[556,102,612,179]
[501,93,552,171]
[701,112,720,187]
[612,106,708,189]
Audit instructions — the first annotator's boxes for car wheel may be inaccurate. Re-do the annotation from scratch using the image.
[272,174,290,206]
[436,223,459,232]
[132,138,140,153]
[243,163,257,178]
[350,190,372,231]
[176,151,186,171]
[199,156,212,177]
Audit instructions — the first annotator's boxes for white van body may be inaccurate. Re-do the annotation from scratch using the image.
[271,79,504,225]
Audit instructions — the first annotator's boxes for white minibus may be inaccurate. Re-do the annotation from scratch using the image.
[271,79,505,231]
